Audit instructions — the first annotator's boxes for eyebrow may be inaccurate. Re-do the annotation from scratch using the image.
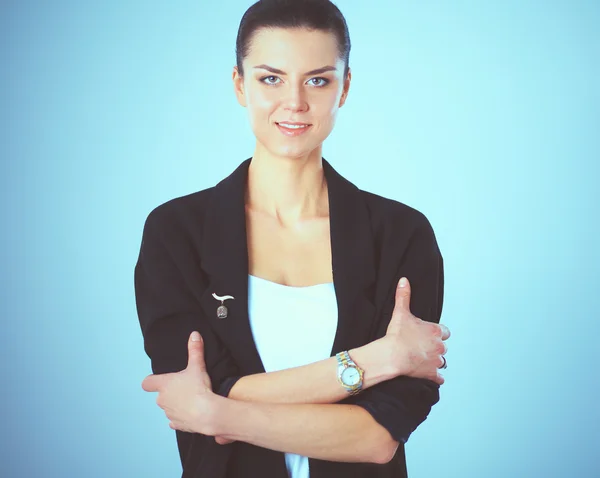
[253,64,337,75]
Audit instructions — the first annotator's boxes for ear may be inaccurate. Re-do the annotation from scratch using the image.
[338,68,352,108]
[232,66,247,108]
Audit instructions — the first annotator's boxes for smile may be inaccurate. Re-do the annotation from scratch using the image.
[276,122,312,137]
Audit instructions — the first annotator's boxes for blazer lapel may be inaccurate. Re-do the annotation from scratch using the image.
[198,158,377,374]
[324,159,377,354]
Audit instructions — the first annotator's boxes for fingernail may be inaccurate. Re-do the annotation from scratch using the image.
[399,277,407,288]
[191,331,201,342]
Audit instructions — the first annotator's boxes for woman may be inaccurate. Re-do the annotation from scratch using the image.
[134,1,451,477]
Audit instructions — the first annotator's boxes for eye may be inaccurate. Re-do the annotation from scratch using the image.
[308,77,329,87]
[260,75,280,85]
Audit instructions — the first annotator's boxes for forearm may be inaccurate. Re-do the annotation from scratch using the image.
[212,396,395,464]
[227,338,395,404]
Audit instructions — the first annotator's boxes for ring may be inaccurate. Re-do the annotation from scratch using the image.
[439,356,447,369]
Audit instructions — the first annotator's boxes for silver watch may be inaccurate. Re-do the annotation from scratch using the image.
[336,351,364,395]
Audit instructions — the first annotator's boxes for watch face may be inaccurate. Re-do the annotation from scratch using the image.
[341,367,360,386]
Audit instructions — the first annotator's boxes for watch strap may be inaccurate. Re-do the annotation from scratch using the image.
[336,351,364,395]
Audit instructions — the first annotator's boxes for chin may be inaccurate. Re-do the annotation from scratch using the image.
[275,145,322,160]
[253,124,328,160]
[254,139,317,161]
[277,147,310,158]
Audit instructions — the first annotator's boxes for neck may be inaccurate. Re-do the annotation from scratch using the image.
[245,144,329,224]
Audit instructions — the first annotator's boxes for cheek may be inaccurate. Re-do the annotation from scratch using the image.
[246,87,278,116]
[311,90,341,115]
[311,98,340,131]
[325,90,344,114]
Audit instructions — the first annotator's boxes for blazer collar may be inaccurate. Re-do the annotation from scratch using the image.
[199,158,376,373]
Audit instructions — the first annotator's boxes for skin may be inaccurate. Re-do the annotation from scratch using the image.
[141,27,451,464]
[233,27,350,225]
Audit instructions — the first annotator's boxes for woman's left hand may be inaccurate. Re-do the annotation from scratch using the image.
[141,331,220,435]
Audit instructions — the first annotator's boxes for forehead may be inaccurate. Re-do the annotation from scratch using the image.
[245,27,341,70]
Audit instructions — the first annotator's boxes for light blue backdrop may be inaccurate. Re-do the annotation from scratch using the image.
[1,1,598,477]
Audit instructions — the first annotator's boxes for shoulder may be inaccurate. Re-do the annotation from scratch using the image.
[358,189,436,240]
[143,186,215,231]
[356,188,443,272]
[356,190,443,311]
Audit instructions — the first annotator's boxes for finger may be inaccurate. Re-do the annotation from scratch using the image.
[394,277,412,313]
[141,374,162,393]
[187,331,207,373]
[439,324,451,340]
[215,436,234,445]
[428,367,444,385]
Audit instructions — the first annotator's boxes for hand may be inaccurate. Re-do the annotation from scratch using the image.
[141,331,221,435]
[384,277,450,385]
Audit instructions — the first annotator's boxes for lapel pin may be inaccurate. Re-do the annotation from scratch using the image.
[212,293,235,319]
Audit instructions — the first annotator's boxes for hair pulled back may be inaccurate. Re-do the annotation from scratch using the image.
[235,0,351,78]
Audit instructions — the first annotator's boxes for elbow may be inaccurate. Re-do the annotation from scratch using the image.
[356,407,401,464]
[373,439,400,465]
[370,430,400,465]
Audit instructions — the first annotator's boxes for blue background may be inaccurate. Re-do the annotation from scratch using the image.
[1,1,598,477]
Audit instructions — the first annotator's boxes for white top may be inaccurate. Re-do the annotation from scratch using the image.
[247,274,338,478]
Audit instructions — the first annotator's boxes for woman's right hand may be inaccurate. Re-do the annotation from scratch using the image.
[383,277,450,385]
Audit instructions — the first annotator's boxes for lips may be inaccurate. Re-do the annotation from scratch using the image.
[276,122,312,137]
[277,122,311,127]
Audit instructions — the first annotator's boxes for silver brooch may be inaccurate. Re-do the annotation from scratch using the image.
[212,293,235,319]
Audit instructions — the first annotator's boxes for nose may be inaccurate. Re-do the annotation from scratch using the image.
[282,84,309,113]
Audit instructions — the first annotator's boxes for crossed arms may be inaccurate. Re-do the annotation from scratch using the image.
[135,213,446,465]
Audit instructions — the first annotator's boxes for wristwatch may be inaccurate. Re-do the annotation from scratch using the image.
[336,351,364,395]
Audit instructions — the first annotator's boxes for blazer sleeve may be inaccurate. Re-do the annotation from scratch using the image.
[133,209,242,466]
[349,219,445,444]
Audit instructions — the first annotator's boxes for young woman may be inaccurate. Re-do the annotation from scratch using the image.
[135,1,451,477]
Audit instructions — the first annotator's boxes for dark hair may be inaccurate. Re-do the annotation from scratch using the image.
[235,0,351,78]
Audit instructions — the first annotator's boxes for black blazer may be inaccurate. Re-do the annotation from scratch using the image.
[134,158,444,478]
